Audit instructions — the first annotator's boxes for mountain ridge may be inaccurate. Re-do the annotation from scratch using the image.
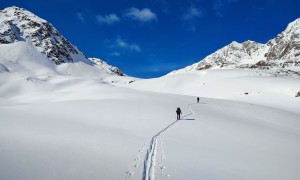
[1,6,299,78]
[169,18,300,76]
[0,6,124,76]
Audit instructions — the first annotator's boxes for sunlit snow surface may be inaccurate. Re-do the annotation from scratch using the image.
[1,43,300,180]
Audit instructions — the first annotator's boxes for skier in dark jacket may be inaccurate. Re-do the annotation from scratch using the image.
[176,107,182,120]
[197,97,200,103]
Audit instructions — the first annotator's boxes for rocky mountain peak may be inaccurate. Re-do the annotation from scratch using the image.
[169,18,300,76]
[1,6,42,20]
[0,6,84,65]
[266,18,300,61]
[0,6,85,65]
[285,18,300,35]
[0,6,125,76]
[89,58,125,76]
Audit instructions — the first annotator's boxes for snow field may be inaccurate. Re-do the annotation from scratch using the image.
[1,7,300,180]
[162,99,300,180]
[0,79,193,180]
[1,75,300,180]
[128,69,300,114]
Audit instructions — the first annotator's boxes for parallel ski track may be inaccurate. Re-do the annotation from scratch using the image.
[142,103,195,180]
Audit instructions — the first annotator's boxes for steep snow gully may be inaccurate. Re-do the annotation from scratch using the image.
[141,103,196,180]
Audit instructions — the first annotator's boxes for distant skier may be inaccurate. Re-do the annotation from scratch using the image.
[176,107,182,120]
[197,97,200,103]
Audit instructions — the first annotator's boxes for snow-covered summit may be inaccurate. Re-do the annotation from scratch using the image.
[169,18,300,76]
[0,6,84,64]
[0,6,124,76]
[89,58,125,76]
[169,40,268,74]
[266,18,300,61]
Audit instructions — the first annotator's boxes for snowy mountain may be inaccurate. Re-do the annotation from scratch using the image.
[0,6,300,180]
[0,6,124,76]
[169,18,300,76]
[89,58,124,76]
[266,18,300,61]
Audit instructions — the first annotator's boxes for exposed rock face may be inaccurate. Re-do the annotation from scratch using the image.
[0,6,124,76]
[193,41,267,71]
[89,58,125,76]
[169,18,300,76]
[266,19,300,60]
[0,7,82,64]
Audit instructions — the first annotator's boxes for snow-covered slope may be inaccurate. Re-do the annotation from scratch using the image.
[0,6,124,77]
[0,6,299,180]
[0,41,56,75]
[169,18,300,75]
[0,45,135,101]
[89,58,125,76]
[0,6,86,64]
[1,75,300,180]
[266,18,300,61]
[128,69,300,114]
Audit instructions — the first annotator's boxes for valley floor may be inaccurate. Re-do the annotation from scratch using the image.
[1,71,300,180]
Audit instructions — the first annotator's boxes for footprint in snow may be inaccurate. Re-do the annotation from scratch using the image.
[161,166,166,169]
[138,149,144,153]
[129,172,134,177]
[134,156,140,161]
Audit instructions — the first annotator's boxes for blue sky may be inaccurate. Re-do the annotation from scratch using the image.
[1,0,299,78]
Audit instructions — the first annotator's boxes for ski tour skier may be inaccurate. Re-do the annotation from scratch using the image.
[176,107,182,120]
[197,97,200,103]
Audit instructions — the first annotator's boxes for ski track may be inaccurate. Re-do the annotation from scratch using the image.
[142,103,195,180]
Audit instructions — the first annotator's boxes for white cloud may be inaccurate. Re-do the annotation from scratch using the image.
[129,44,141,52]
[76,12,86,23]
[156,0,170,14]
[181,6,203,31]
[213,0,238,17]
[116,38,128,48]
[124,7,157,22]
[182,6,203,21]
[113,38,141,52]
[96,14,121,25]
[109,52,121,57]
